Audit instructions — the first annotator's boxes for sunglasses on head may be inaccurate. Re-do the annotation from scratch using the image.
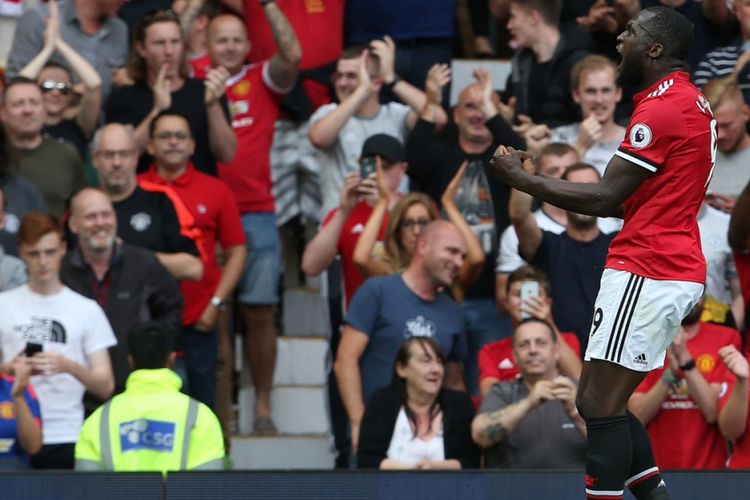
[39,80,73,94]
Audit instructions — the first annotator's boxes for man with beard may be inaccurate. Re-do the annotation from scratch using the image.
[510,163,615,351]
[491,7,713,500]
[335,220,468,455]
[628,298,740,469]
[61,188,182,399]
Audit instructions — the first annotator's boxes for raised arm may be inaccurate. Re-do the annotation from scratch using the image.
[204,67,237,163]
[18,0,59,80]
[671,329,721,423]
[352,163,396,278]
[718,345,749,440]
[263,0,302,90]
[56,38,102,138]
[308,52,379,150]
[302,173,361,276]
[370,37,448,129]
[442,161,485,299]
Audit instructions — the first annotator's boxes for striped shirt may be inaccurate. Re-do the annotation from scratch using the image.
[693,39,742,89]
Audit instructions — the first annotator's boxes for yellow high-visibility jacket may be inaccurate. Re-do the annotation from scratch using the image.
[75,368,225,472]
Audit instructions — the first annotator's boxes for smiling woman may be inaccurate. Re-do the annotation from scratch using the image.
[357,337,479,470]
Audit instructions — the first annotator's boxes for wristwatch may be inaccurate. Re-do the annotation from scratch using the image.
[210,296,226,310]
[679,359,697,372]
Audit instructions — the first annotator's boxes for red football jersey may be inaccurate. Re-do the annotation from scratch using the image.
[140,165,245,325]
[634,322,740,469]
[478,332,581,384]
[323,201,387,309]
[608,72,716,284]
[728,351,750,469]
[217,63,285,214]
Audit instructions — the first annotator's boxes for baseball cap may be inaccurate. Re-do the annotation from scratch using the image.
[360,134,405,163]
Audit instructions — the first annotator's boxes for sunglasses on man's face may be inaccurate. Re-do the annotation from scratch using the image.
[39,80,73,94]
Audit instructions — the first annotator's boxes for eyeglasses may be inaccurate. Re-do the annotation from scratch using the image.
[94,149,136,161]
[154,131,191,141]
[400,218,431,230]
[39,80,73,94]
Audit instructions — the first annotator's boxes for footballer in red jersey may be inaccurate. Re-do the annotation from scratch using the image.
[490,7,713,500]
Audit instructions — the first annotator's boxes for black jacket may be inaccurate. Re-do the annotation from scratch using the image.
[358,384,480,469]
[506,26,591,127]
[406,115,524,298]
[60,244,182,393]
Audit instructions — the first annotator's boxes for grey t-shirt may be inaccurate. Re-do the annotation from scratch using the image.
[550,123,623,176]
[310,102,410,217]
[479,377,587,469]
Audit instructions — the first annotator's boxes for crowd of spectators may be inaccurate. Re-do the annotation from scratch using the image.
[0,0,748,476]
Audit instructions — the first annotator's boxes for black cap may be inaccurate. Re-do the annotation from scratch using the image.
[360,133,405,163]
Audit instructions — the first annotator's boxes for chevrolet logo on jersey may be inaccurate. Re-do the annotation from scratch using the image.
[120,419,176,452]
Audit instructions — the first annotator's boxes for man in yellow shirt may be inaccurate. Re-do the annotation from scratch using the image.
[75,321,225,472]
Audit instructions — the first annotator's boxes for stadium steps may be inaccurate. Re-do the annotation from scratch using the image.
[231,288,335,469]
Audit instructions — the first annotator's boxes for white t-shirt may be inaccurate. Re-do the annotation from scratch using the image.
[698,204,736,304]
[386,407,445,465]
[0,285,117,444]
[550,123,623,177]
[310,102,410,217]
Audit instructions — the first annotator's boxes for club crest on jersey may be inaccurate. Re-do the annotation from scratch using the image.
[630,123,652,149]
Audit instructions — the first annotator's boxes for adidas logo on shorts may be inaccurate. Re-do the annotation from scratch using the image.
[633,353,647,365]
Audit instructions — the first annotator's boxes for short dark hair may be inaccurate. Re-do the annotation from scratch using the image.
[562,162,600,181]
[149,109,193,138]
[641,6,693,62]
[40,61,72,80]
[340,45,367,60]
[511,0,562,27]
[514,317,557,345]
[507,264,552,297]
[127,321,175,370]
[2,76,39,103]
[18,212,62,247]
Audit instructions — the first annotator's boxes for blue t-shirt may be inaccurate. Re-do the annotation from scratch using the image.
[0,375,41,469]
[345,274,467,403]
[530,230,615,351]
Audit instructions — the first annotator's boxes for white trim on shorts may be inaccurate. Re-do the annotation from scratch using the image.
[584,269,704,371]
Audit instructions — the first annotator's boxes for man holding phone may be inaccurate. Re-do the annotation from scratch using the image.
[302,133,408,307]
[508,162,615,351]
[0,213,116,469]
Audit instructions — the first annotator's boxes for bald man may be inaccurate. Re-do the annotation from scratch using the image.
[207,11,300,434]
[90,123,203,282]
[61,188,182,399]
[335,220,469,453]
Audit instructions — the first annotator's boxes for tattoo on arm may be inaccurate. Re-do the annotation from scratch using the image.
[264,3,300,65]
[485,422,507,444]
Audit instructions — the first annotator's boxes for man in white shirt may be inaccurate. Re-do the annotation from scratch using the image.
[308,40,447,217]
[0,212,116,469]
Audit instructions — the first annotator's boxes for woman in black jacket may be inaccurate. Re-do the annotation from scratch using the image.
[358,337,479,469]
